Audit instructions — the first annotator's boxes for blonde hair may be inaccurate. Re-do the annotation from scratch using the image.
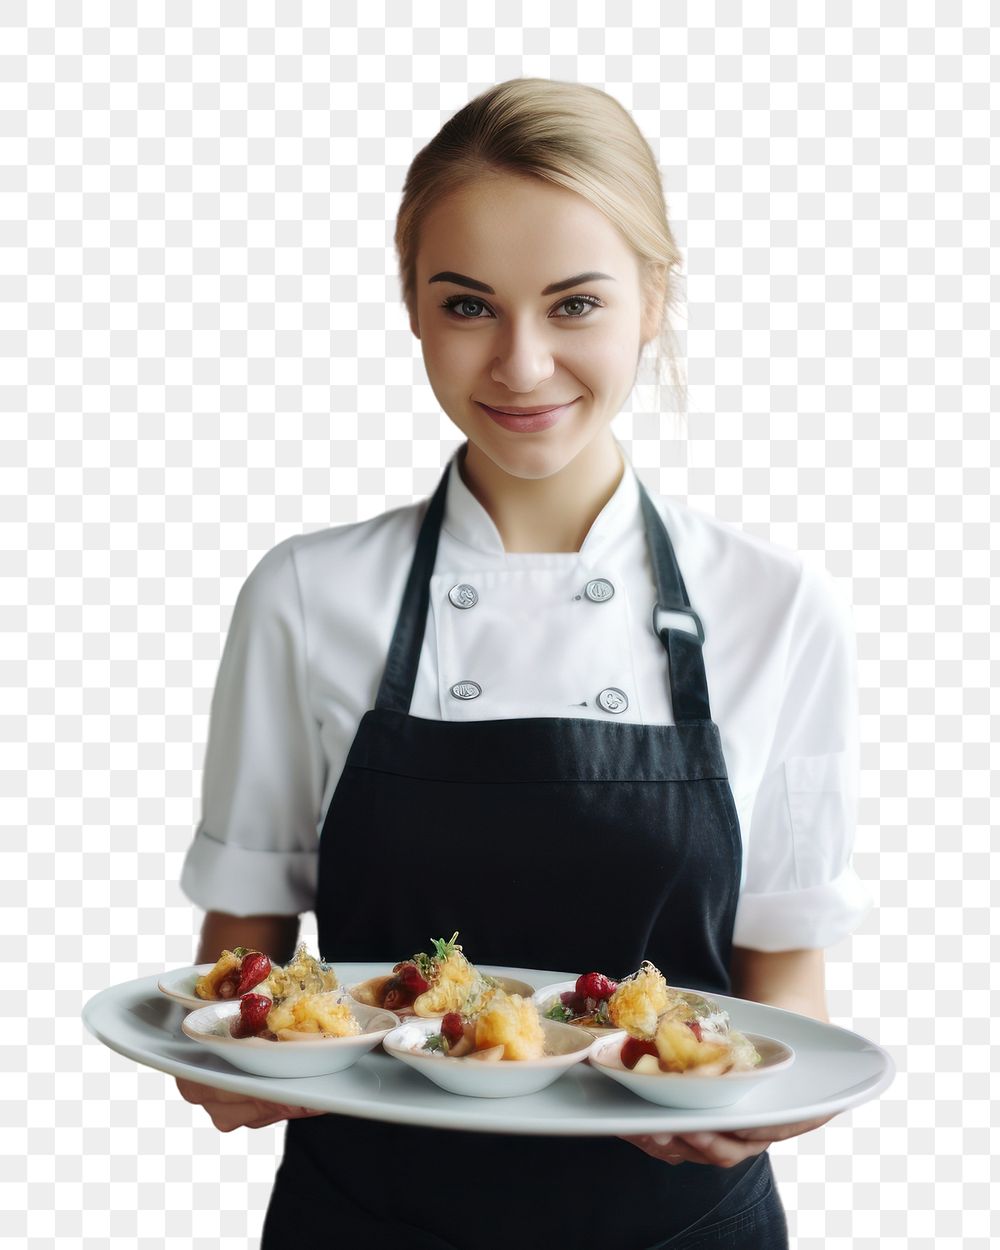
[394,77,687,416]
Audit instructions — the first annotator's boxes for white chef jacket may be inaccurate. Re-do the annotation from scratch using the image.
[179,443,873,952]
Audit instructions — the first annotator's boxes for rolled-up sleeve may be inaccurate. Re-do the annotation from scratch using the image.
[179,538,325,917]
[732,562,874,951]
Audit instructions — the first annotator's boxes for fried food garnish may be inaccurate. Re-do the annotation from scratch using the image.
[266,991,361,1038]
[262,942,338,1000]
[473,991,546,1060]
[607,960,680,1039]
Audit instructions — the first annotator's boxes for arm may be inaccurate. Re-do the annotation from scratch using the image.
[729,945,829,1023]
[177,910,326,1131]
[195,910,301,966]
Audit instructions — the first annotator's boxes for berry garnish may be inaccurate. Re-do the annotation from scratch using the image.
[382,982,407,1012]
[398,962,430,995]
[620,1037,660,1070]
[235,951,272,997]
[575,972,617,1001]
[441,1012,464,1045]
[559,991,586,1015]
[230,993,272,1038]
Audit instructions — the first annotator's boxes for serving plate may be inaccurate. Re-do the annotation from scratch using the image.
[82,962,895,1136]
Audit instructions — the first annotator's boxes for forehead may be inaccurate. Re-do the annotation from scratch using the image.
[417,175,637,283]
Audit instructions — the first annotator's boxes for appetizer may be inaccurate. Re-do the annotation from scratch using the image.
[608,961,761,1076]
[194,946,272,1000]
[259,942,339,999]
[229,989,362,1041]
[351,932,499,1017]
[419,990,546,1061]
[206,943,351,1042]
[542,971,618,1028]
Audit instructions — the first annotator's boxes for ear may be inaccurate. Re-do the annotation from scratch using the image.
[408,305,421,339]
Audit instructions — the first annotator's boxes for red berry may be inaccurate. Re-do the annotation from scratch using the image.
[398,963,429,995]
[383,989,406,1012]
[620,1037,659,1070]
[230,993,272,1038]
[441,1012,464,1045]
[576,972,617,1001]
[235,952,272,997]
[559,991,586,1015]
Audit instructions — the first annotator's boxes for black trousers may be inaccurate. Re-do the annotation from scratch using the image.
[260,1143,788,1250]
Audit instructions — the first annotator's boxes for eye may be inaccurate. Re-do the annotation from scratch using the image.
[439,294,604,320]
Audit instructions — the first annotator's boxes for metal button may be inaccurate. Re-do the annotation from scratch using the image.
[449,680,482,701]
[448,583,479,609]
[584,578,615,603]
[596,687,628,714]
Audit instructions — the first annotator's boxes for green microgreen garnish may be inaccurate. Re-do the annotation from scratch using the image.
[423,1033,448,1053]
[410,932,462,978]
[544,1002,573,1023]
[431,932,461,963]
[413,952,435,979]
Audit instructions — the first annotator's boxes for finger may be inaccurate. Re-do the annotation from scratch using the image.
[676,1132,768,1168]
[213,1102,326,1131]
[176,1079,269,1109]
[729,1114,833,1142]
[619,1133,675,1148]
[212,1104,292,1132]
[619,1134,696,1165]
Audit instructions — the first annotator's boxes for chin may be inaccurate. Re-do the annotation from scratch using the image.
[466,429,591,481]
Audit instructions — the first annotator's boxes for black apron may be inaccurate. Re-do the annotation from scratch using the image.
[261,450,780,1250]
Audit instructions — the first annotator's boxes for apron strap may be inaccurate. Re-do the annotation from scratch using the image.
[376,451,712,724]
[637,483,712,723]
[374,465,450,713]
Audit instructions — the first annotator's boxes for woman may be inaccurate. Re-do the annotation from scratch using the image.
[176,79,871,1248]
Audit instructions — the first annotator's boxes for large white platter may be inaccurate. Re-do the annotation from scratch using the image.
[81,962,895,1136]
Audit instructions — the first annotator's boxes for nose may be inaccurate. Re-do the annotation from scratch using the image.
[488,316,557,393]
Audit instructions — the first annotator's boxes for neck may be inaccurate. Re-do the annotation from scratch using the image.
[458,433,626,553]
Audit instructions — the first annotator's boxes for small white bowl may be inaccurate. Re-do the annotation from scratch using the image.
[347,973,535,1017]
[588,1031,795,1109]
[181,999,398,1078]
[158,964,225,1010]
[531,980,621,1036]
[383,1016,595,1098]
[158,963,277,1011]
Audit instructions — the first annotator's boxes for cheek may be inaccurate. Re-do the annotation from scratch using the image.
[575,331,635,384]
[423,327,482,385]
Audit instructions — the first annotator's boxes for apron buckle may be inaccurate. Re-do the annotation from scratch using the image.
[651,601,705,645]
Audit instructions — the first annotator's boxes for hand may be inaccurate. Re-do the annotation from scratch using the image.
[175,1077,327,1132]
[621,1113,835,1167]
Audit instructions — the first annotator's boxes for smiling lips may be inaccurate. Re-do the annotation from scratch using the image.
[476,400,578,434]
[481,402,576,415]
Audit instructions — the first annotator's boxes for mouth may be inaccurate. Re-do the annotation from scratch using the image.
[475,399,579,434]
[478,401,577,415]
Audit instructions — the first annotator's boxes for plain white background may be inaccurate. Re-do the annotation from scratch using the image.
[3,5,994,1247]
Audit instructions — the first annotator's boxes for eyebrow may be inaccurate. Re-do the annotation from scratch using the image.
[428,270,616,296]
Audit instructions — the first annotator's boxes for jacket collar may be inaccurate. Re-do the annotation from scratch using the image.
[441,439,642,562]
